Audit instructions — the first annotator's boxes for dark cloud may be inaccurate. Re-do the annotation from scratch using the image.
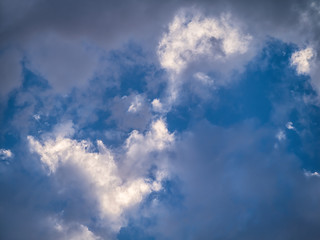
[1,0,319,95]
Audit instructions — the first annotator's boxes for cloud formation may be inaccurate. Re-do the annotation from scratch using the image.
[0,148,13,159]
[1,0,320,239]
[151,121,320,240]
[28,119,174,232]
[158,7,251,103]
[291,47,314,75]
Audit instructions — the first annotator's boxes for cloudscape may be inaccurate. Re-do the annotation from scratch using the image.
[1,0,320,239]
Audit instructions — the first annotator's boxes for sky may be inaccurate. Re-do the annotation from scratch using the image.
[0,0,320,239]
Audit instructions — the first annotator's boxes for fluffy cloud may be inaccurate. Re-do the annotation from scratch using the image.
[151,99,164,113]
[290,47,314,75]
[157,7,252,103]
[0,149,13,159]
[290,46,320,100]
[28,119,174,231]
[120,118,174,180]
[158,9,251,74]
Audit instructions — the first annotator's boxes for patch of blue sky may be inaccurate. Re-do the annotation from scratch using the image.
[164,39,320,172]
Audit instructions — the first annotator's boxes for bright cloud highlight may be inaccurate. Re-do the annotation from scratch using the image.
[291,47,314,75]
[28,119,174,231]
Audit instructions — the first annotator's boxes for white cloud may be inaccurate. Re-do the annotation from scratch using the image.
[304,170,320,178]
[49,217,102,240]
[158,9,251,75]
[290,47,314,75]
[193,72,214,86]
[151,98,164,113]
[276,130,286,141]
[128,95,143,113]
[66,225,101,240]
[286,121,295,130]
[122,119,174,179]
[33,114,41,121]
[28,119,174,231]
[157,8,252,103]
[0,149,13,159]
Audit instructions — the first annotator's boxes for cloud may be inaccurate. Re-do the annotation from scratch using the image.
[0,48,22,97]
[128,95,143,113]
[150,121,320,240]
[157,7,252,104]
[276,130,286,141]
[25,33,101,93]
[286,121,295,130]
[290,47,314,75]
[0,149,13,159]
[48,217,102,240]
[158,8,251,74]
[304,170,320,178]
[108,94,152,131]
[28,119,174,231]
[121,118,174,180]
[1,1,320,239]
[151,98,164,113]
[290,46,320,100]
[193,72,215,86]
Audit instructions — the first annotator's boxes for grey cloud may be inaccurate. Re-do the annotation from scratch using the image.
[0,48,22,97]
[107,94,152,131]
[0,0,180,94]
[25,33,101,93]
[0,0,180,49]
[1,0,319,95]
[150,120,320,240]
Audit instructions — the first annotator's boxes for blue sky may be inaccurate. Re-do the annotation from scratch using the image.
[1,1,320,239]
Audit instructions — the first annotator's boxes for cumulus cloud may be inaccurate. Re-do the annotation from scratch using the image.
[28,119,174,231]
[157,7,252,104]
[286,121,295,130]
[1,1,320,239]
[121,118,174,179]
[290,46,320,99]
[151,98,164,113]
[290,47,314,75]
[0,149,13,159]
[158,9,251,74]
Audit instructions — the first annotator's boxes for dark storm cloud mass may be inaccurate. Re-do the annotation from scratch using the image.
[1,0,320,240]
